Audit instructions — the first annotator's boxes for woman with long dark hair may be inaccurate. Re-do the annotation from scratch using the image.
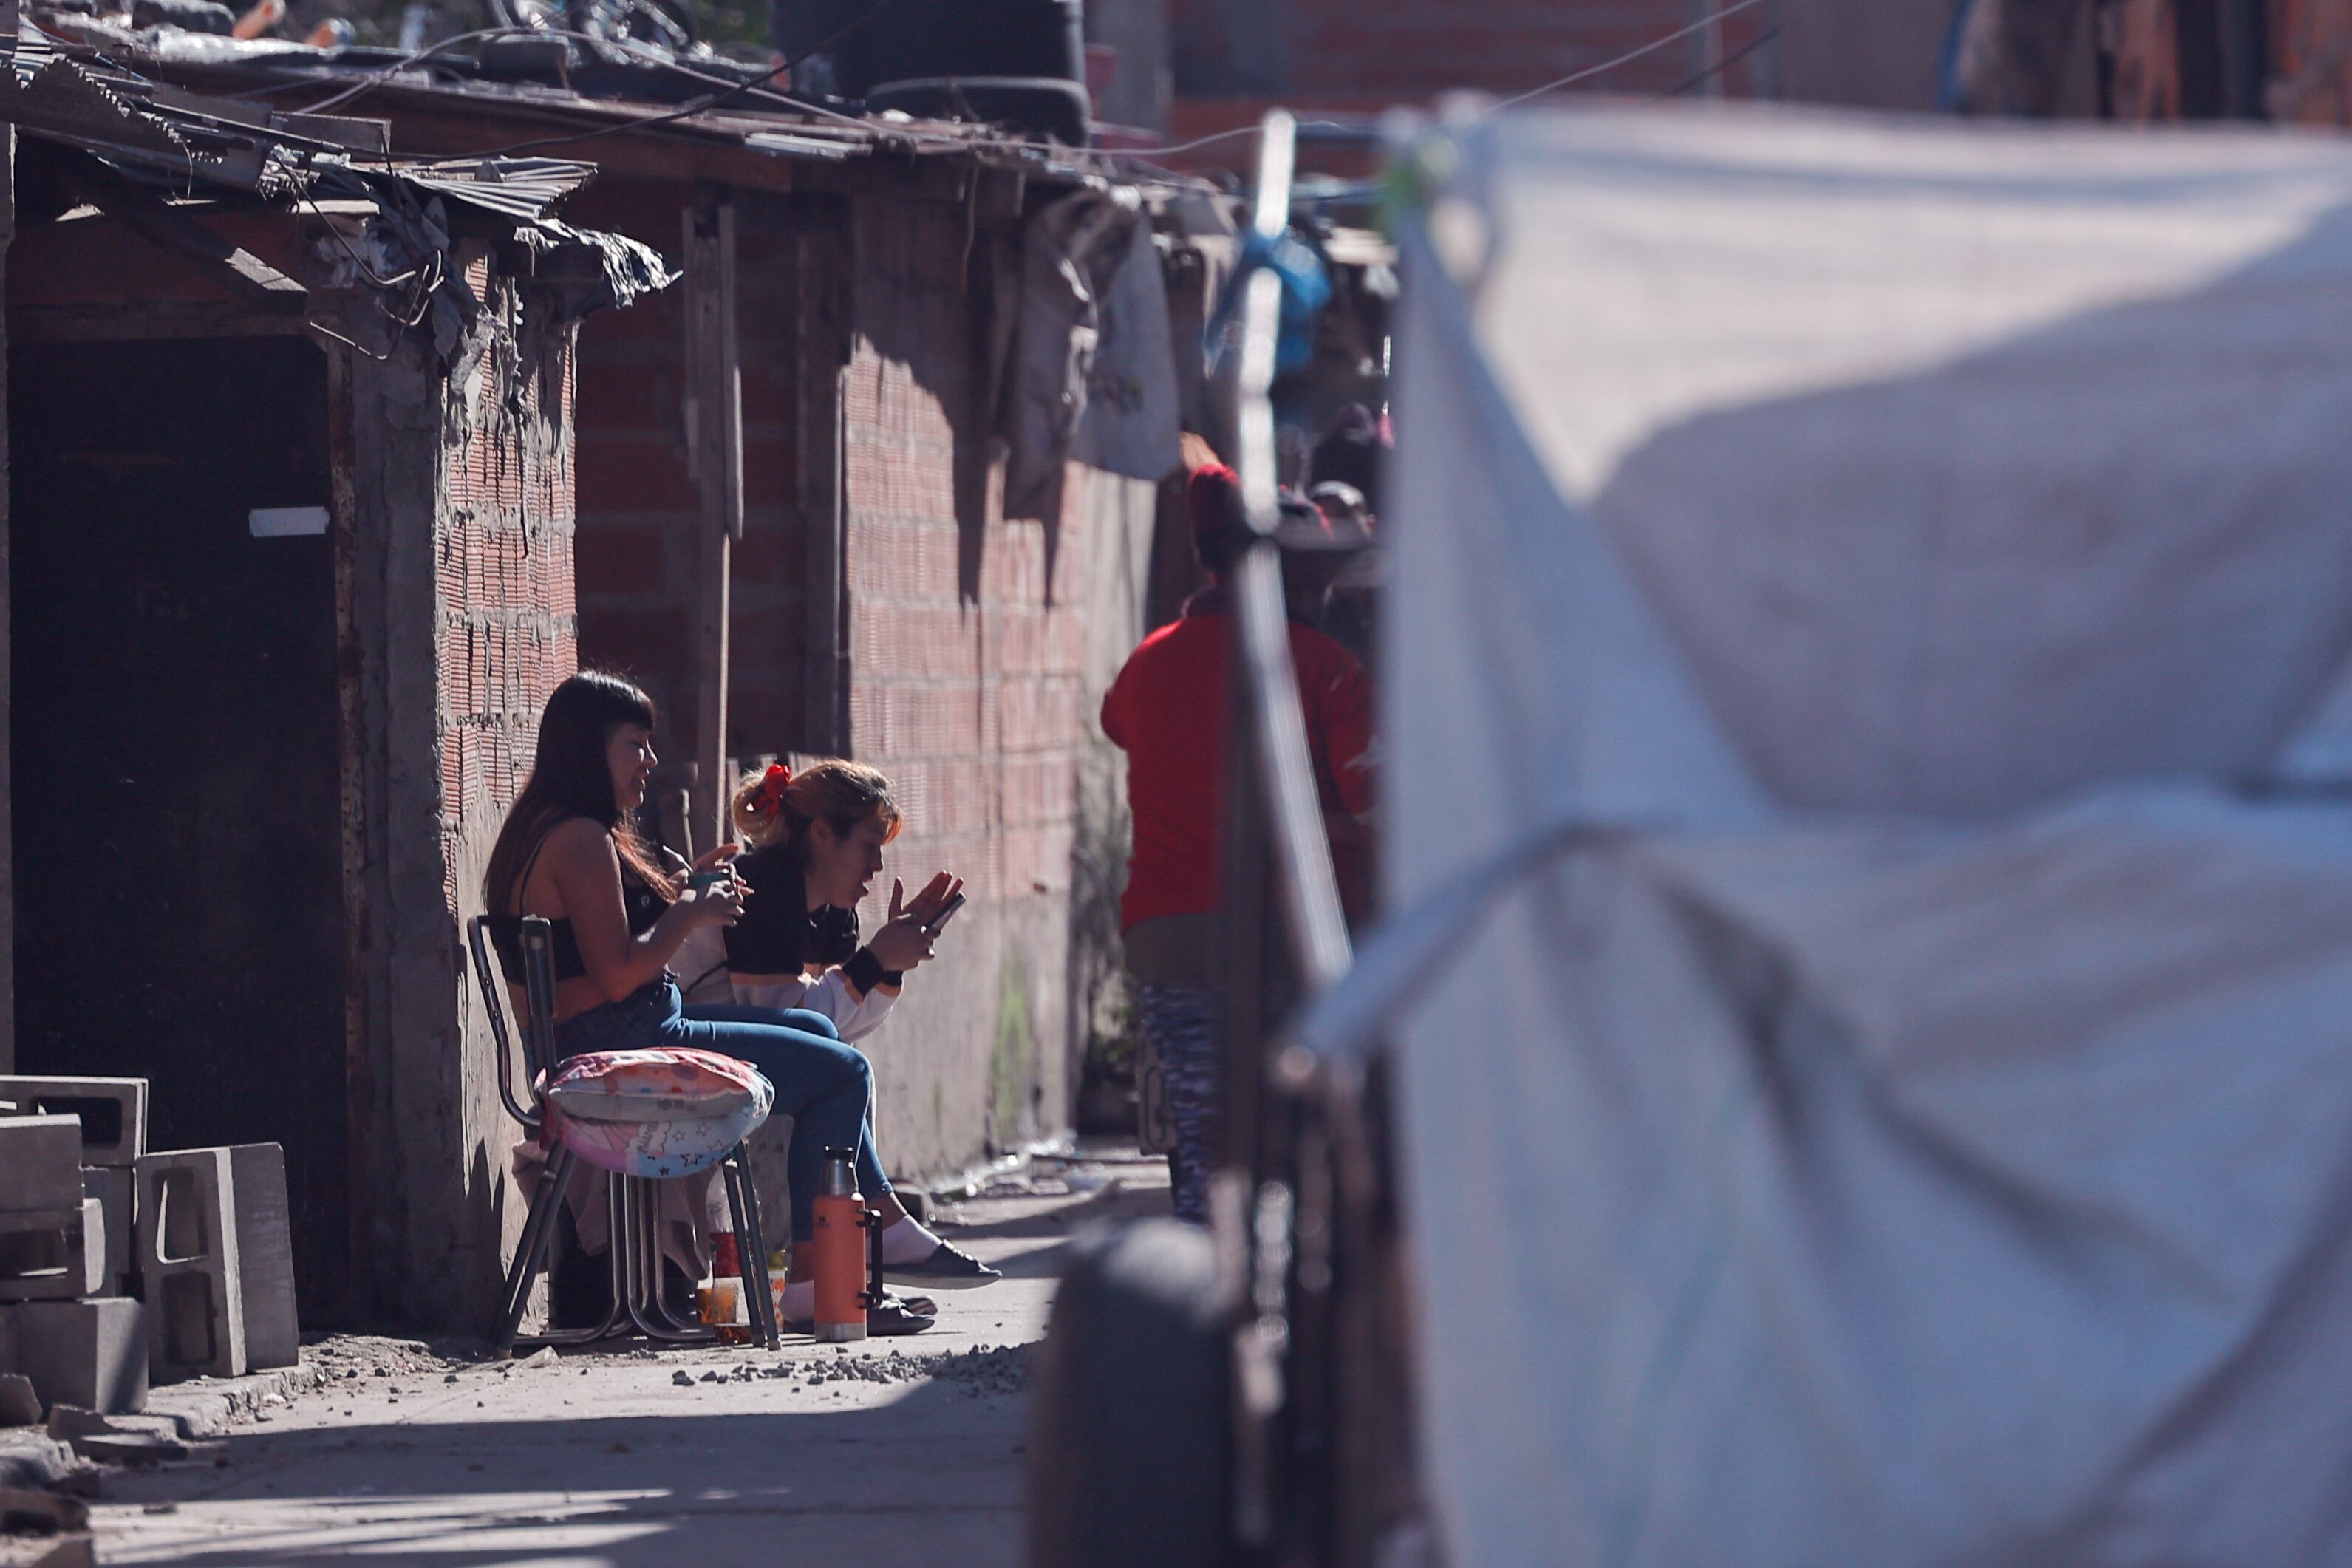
[483,672,990,1332]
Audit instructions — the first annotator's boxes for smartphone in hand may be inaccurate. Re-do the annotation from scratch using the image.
[921,893,967,934]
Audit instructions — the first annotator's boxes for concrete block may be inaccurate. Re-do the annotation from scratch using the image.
[1,1299,146,1415]
[77,1170,129,1298]
[225,1146,296,1371]
[0,1377,39,1428]
[0,1119,82,1216]
[0,1201,103,1303]
[132,1151,244,1383]
[0,1080,146,1168]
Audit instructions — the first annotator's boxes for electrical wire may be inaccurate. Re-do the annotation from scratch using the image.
[1477,0,1772,117]
[204,0,1782,180]
[445,0,913,157]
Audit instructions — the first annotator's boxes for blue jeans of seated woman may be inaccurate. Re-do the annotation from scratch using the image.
[553,979,893,1241]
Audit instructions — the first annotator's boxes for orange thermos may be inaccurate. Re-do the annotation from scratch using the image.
[809,1147,882,1343]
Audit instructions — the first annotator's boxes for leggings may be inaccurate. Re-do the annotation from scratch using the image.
[1137,981,1218,1224]
[554,978,893,1241]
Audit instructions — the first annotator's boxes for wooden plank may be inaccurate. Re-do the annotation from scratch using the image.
[53,151,305,308]
[10,302,315,341]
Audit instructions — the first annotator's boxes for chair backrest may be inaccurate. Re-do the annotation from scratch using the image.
[466,913,563,1131]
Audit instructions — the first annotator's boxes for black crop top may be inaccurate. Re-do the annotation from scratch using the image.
[485,829,668,984]
[723,848,856,972]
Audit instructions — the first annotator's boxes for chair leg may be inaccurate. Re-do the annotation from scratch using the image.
[497,1146,576,1356]
[726,1147,780,1350]
[513,1168,635,1351]
[618,1175,712,1343]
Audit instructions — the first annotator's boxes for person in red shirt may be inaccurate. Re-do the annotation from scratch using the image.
[1101,462,1374,1221]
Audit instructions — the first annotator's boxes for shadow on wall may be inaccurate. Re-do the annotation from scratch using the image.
[842,196,1030,610]
[1588,197,2352,819]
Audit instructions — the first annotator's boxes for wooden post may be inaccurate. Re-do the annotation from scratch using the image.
[684,199,742,847]
[797,197,853,755]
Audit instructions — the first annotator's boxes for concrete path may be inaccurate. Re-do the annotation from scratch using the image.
[87,1150,1169,1567]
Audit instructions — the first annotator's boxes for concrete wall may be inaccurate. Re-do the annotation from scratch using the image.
[350,251,580,1329]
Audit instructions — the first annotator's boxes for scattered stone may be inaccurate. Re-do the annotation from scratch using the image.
[140,1503,177,1516]
[68,1434,185,1466]
[511,1348,558,1372]
[443,1374,458,1385]
[671,1371,695,1388]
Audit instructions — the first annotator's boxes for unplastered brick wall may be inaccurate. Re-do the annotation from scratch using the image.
[436,253,582,916]
[568,182,807,778]
[837,194,1098,1175]
[1171,0,1779,98]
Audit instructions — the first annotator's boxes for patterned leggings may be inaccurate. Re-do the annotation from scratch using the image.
[1137,981,1220,1224]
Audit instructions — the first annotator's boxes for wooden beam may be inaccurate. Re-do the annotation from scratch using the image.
[53,151,306,310]
[797,196,853,754]
[682,197,741,847]
[10,302,316,341]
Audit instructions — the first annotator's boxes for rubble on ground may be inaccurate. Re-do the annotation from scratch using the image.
[672,1343,1031,1397]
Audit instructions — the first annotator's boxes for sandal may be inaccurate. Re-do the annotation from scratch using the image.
[889,1240,1002,1287]
[785,1289,938,1337]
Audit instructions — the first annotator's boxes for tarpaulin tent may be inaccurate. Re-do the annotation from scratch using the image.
[1381,102,2352,1567]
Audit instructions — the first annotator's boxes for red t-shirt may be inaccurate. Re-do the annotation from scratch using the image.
[1101,595,1374,930]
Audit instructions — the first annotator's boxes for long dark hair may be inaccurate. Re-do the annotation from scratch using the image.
[483,670,675,915]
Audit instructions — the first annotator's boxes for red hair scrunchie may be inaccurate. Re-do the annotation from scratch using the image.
[757,762,791,814]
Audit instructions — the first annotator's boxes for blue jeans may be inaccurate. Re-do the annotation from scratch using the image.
[554,979,893,1241]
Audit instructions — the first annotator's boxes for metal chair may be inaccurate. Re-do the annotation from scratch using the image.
[467,913,780,1354]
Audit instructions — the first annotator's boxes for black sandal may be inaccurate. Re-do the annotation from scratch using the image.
[785,1289,938,1337]
[889,1240,1003,1287]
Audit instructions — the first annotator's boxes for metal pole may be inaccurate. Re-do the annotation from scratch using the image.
[1234,109,1352,1001]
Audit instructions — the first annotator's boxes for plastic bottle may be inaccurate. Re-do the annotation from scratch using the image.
[810,1147,879,1342]
[701,1232,751,1345]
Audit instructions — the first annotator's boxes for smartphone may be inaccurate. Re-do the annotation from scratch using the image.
[688,867,737,894]
[921,893,967,934]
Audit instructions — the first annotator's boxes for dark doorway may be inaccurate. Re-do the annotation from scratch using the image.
[10,335,347,1319]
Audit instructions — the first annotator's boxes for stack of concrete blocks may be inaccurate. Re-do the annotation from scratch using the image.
[0,1078,149,1415]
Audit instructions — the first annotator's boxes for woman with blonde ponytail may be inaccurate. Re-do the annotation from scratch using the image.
[714,757,993,1288]
[721,760,958,1035]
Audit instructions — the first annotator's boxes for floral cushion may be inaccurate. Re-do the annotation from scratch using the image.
[542,1049,774,1179]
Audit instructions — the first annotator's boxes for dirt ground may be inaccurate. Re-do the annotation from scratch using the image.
[83,1148,1170,1567]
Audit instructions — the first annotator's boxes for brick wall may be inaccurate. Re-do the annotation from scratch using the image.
[556,175,1151,1184]
[1171,0,1783,100]
[567,182,808,802]
[437,250,582,915]
[837,194,1136,1169]
[352,245,592,1329]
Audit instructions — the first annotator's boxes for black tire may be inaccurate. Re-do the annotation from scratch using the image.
[1028,1218,1230,1568]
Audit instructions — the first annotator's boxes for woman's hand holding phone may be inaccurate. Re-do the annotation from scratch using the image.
[870,871,965,971]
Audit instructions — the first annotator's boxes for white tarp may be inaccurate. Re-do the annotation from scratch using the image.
[1383,103,2352,1568]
